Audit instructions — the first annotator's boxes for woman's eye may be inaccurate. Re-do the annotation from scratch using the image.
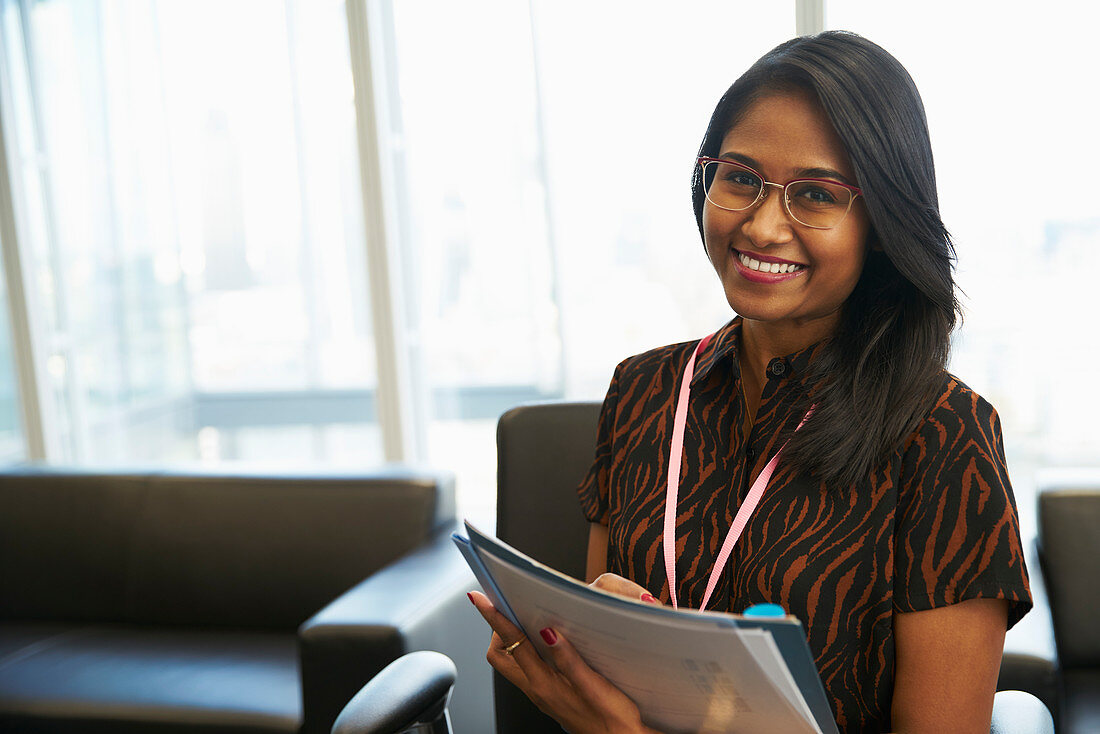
[792,184,838,205]
[725,172,761,188]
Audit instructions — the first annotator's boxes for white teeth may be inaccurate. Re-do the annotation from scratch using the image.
[738,252,803,274]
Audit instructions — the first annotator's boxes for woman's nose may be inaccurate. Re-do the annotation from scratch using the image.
[741,184,793,247]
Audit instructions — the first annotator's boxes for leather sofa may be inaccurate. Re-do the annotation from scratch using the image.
[0,466,492,734]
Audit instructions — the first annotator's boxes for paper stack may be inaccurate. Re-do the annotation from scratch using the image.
[455,521,838,734]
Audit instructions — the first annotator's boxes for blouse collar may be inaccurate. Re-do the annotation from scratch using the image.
[690,316,826,388]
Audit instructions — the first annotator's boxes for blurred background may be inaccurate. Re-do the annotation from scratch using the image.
[0,0,1096,539]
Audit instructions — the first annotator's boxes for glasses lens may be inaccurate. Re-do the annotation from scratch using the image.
[785,180,854,228]
[703,161,762,211]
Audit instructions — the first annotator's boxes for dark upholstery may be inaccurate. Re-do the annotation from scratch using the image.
[1062,671,1100,734]
[0,473,148,623]
[331,651,455,734]
[299,532,486,734]
[495,402,601,734]
[494,401,1054,734]
[0,627,300,734]
[496,402,599,579]
[1038,487,1100,733]
[0,466,490,734]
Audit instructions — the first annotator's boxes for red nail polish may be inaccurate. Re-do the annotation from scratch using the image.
[467,592,475,605]
[641,593,658,604]
[539,627,558,645]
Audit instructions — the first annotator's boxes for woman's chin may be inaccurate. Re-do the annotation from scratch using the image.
[722,294,796,324]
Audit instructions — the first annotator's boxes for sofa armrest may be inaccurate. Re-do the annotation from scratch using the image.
[331,651,456,734]
[298,525,492,734]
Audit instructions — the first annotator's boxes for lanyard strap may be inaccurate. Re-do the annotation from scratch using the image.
[662,334,810,611]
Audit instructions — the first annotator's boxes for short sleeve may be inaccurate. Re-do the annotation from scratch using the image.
[894,380,1033,629]
[576,360,624,525]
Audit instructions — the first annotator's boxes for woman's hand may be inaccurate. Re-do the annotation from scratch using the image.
[587,573,662,605]
[468,590,661,734]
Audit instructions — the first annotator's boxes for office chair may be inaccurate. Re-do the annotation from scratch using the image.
[1038,487,1100,734]
[496,401,1054,734]
[331,651,455,734]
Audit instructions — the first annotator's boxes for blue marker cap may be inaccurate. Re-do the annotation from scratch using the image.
[742,603,785,617]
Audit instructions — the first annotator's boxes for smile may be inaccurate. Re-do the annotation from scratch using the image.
[737,252,806,274]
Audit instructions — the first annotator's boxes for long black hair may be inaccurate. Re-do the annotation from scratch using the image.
[691,31,959,488]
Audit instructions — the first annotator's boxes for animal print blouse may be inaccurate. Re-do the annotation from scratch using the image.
[577,317,1031,734]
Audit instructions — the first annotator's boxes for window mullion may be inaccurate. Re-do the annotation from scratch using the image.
[0,7,48,461]
[345,0,419,464]
[796,0,826,35]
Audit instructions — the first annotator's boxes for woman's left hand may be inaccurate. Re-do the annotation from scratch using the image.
[468,591,658,734]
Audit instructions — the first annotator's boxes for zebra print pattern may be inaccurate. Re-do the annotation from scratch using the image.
[577,317,1031,734]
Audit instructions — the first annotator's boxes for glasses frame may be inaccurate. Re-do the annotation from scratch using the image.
[697,156,863,230]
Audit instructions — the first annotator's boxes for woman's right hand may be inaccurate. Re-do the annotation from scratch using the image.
[587,573,661,605]
[469,591,661,734]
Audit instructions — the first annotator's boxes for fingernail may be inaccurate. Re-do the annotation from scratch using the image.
[641,593,658,604]
[467,592,475,605]
[539,627,558,645]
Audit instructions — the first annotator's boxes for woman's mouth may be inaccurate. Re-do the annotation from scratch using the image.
[734,250,807,283]
[737,251,805,274]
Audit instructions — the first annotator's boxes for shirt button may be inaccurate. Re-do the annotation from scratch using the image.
[746,446,757,462]
[769,359,786,377]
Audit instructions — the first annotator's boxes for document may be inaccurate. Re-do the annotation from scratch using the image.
[455,521,839,734]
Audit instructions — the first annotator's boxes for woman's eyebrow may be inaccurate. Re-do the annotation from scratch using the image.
[797,167,856,185]
[719,151,855,186]
[718,151,760,169]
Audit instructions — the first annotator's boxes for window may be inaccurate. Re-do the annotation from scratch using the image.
[0,0,383,465]
[827,0,1100,539]
[381,0,792,518]
[3,0,1092,534]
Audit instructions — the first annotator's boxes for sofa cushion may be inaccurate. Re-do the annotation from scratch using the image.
[0,473,147,623]
[0,467,454,630]
[0,623,299,733]
[127,470,447,629]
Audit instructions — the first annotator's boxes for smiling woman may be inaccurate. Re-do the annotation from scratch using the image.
[690,36,958,491]
[471,31,1032,734]
[701,90,871,343]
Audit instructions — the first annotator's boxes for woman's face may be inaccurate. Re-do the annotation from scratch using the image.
[703,88,872,335]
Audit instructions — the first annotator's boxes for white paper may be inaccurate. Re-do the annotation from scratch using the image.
[478,549,820,734]
[738,628,822,733]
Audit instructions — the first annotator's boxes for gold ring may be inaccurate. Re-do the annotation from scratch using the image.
[503,638,526,655]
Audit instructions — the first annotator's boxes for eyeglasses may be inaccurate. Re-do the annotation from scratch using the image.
[697,156,863,230]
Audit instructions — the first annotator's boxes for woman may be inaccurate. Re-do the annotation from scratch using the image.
[470,31,1031,734]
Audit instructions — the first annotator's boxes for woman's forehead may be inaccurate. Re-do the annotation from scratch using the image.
[718,89,856,181]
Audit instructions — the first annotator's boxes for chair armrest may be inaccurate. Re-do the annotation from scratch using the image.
[991,690,1054,734]
[999,652,1058,724]
[298,525,492,734]
[331,651,456,734]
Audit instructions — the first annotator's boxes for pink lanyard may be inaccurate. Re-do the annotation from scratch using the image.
[662,334,809,611]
